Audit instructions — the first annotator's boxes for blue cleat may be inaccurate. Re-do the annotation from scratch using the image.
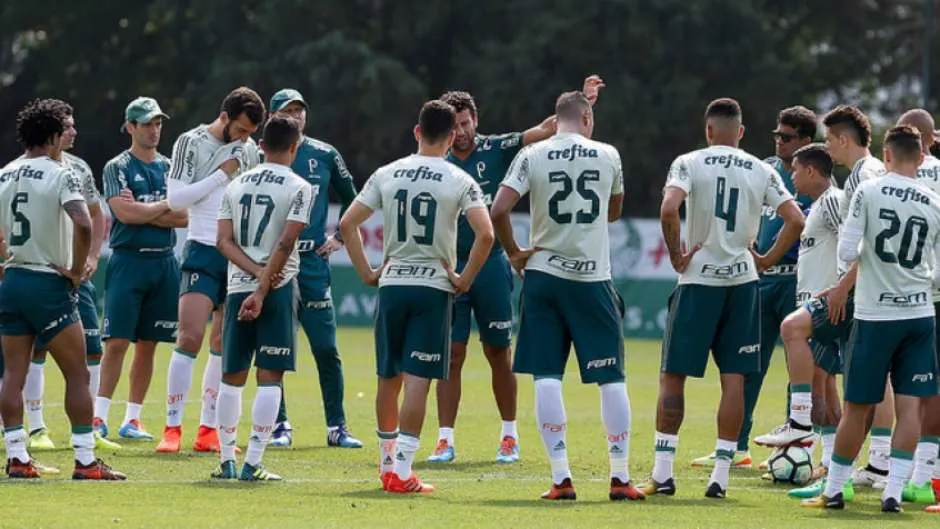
[270,421,293,448]
[327,425,363,448]
[495,436,520,464]
[211,460,237,480]
[240,462,282,481]
[93,417,109,439]
[427,439,456,463]
[118,420,154,441]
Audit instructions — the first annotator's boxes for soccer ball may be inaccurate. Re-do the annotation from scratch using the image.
[768,446,813,485]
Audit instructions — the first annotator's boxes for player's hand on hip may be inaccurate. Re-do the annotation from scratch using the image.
[670,243,701,274]
[749,248,772,273]
[82,257,98,282]
[442,261,470,294]
[364,261,387,287]
[238,292,265,321]
[582,75,606,104]
[821,286,848,324]
[54,265,83,289]
[508,248,538,278]
[316,235,344,258]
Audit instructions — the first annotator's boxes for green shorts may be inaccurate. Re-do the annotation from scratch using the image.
[77,281,102,355]
[222,282,298,375]
[180,241,227,307]
[103,250,180,343]
[661,282,760,377]
[804,295,854,375]
[374,285,453,380]
[0,268,80,351]
[451,253,514,348]
[844,317,940,404]
[513,270,625,385]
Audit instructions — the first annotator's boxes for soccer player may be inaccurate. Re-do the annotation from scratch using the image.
[213,115,313,481]
[94,97,186,441]
[265,89,362,449]
[156,87,264,453]
[430,75,604,464]
[23,101,111,452]
[339,100,493,493]
[819,105,891,489]
[491,91,643,502]
[0,99,125,480]
[803,125,940,512]
[692,106,816,470]
[642,98,804,499]
[751,145,853,500]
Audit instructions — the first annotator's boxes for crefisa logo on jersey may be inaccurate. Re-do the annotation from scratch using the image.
[918,164,940,182]
[704,154,754,170]
[392,165,443,182]
[547,144,599,161]
[547,254,597,274]
[878,291,929,307]
[701,260,749,278]
[0,165,45,183]
[242,169,285,186]
[881,185,932,204]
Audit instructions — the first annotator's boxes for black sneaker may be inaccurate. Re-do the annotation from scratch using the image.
[638,476,676,496]
[705,481,726,499]
[881,497,902,513]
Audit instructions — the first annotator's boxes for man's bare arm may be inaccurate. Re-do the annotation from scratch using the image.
[63,200,92,279]
[256,221,306,296]
[216,219,262,279]
[150,210,189,228]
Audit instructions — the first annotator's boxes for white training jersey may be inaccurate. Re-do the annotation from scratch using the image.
[665,145,793,287]
[168,124,260,246]
[218,163,315,295]
[796,186,843,304]
[916,154,940,301]
[17,152,100,207]
[501,133,623,282]
[0,156,85,273]
[355,154,485,293]
[843,173,940,321]
[838,155,885,223]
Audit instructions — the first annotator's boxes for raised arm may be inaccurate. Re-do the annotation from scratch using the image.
[166,137,239,210]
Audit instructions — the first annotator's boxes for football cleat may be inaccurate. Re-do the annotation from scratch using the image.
[852,465,888,489]
[427,439,455,463]
[934,478,940,500]
[327,425,363,448]
[753,420,814,448]
[118,420,153,441]
[638,476,676,496]
[758,458,770,472]
[801,492,844,509]
[32,459,61,476]
[704,481,726,499]
[93,417,109,438]
[72,458,127,480]
[609,478,645,501]
[881,497,902,513]
[385,472,434,494]
[193,425,221,452]
[926,503,940,513]
[6,457,41,479]
[239,462,282,481]
[380,471,393,489]
[496,436,520,464]
[155,425,182,453]
[902,482,937,504]
[270,421,293,448]
[28,428,55,451]
[788,478,855,501]
[211,460,238,480]
[94,431,122,451]
[540,478,576,500]
[690,450,753,469]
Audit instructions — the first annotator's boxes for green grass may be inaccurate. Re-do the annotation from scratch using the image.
[0,329,932,528]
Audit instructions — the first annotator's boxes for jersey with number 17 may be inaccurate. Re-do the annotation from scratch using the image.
[665,145,793,287]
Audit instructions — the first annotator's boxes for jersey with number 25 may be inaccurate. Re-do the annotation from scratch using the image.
[666,145,793,287]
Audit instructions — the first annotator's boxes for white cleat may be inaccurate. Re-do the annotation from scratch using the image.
[754,421,815,448]
[852,466,888,489]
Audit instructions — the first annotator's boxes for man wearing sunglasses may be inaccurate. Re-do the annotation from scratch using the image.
[691,106,817,471]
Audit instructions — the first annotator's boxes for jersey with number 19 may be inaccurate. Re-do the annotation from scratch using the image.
[0,156,85,346]
[661,145,793,378]
[502,133,627,385]
[218,163,314,375]
[356,154,484,380]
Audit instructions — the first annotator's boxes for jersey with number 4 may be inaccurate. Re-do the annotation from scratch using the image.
[796,187,843,304]
[666,145,793,287]
[218,163,315,295]
[844,173,940,321]
[355,155,485,293]
[0,156,85,273]
[501,132,622,282]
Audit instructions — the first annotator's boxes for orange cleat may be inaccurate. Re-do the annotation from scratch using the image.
[380,471,393,489]
[609,478,646,501]
[72,458,127,480]
[6,458,41,479]
[385,472,434,494]
[541,478,577,500]
[933,478,940,500]
[155,425,182,453]
[192,425,220,452]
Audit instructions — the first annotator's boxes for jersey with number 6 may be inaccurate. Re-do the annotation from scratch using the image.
[843,173,940,321]
[796,186,843,304]
[354,155,485,293]
[501,132,622,282]
[0,156,85,273]
[666,145,793,287]
[218,163,315,295]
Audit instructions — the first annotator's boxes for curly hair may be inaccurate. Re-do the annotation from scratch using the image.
[16,98,68,149]
[440,91,477,118]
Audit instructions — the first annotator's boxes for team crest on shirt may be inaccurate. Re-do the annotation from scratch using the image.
[476,161,486,180]
[308,159,319,175]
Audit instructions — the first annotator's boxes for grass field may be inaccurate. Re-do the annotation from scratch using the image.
[0,328,933,528]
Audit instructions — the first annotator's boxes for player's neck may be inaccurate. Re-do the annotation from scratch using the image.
[417,144,449,158]
[207,120,226,143]
[448,144,475,161]
[890,166,918,178]
[844,146,871,168]
[556,124,583,136]
[23,146,56,159]
[807,181,830,200]
[263,154,291,166]
[708,139,738,148]
[129,145,157,164]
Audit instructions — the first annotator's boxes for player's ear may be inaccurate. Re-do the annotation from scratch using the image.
[883,146,892,166]
[917,150,925,167]
[219,111,230,126]
[737,124,745,141]
[445,128,456,149]
[413,124,422,144]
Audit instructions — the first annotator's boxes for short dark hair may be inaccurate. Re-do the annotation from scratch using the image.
[555,91,591,122]
[16,98,67,149]
[822,105,871,147]
[440,91,477,119]
[261,115,301,153]
[792,143,833,176]
[418,100,456,143]
[884,125,922,163]
[931,135,940,158]
[778,106,818,139]
[221,87,266,125]
[705,98,742,121]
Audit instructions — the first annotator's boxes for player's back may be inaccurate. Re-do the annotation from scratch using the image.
[222,163,314,294]
[916,154,940,194]
[669,145,790,286]
[362,155,481,293]
[0,156,82,272]
[796,186,843,303]
[512,133,622,282]
[852,173,940,320]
